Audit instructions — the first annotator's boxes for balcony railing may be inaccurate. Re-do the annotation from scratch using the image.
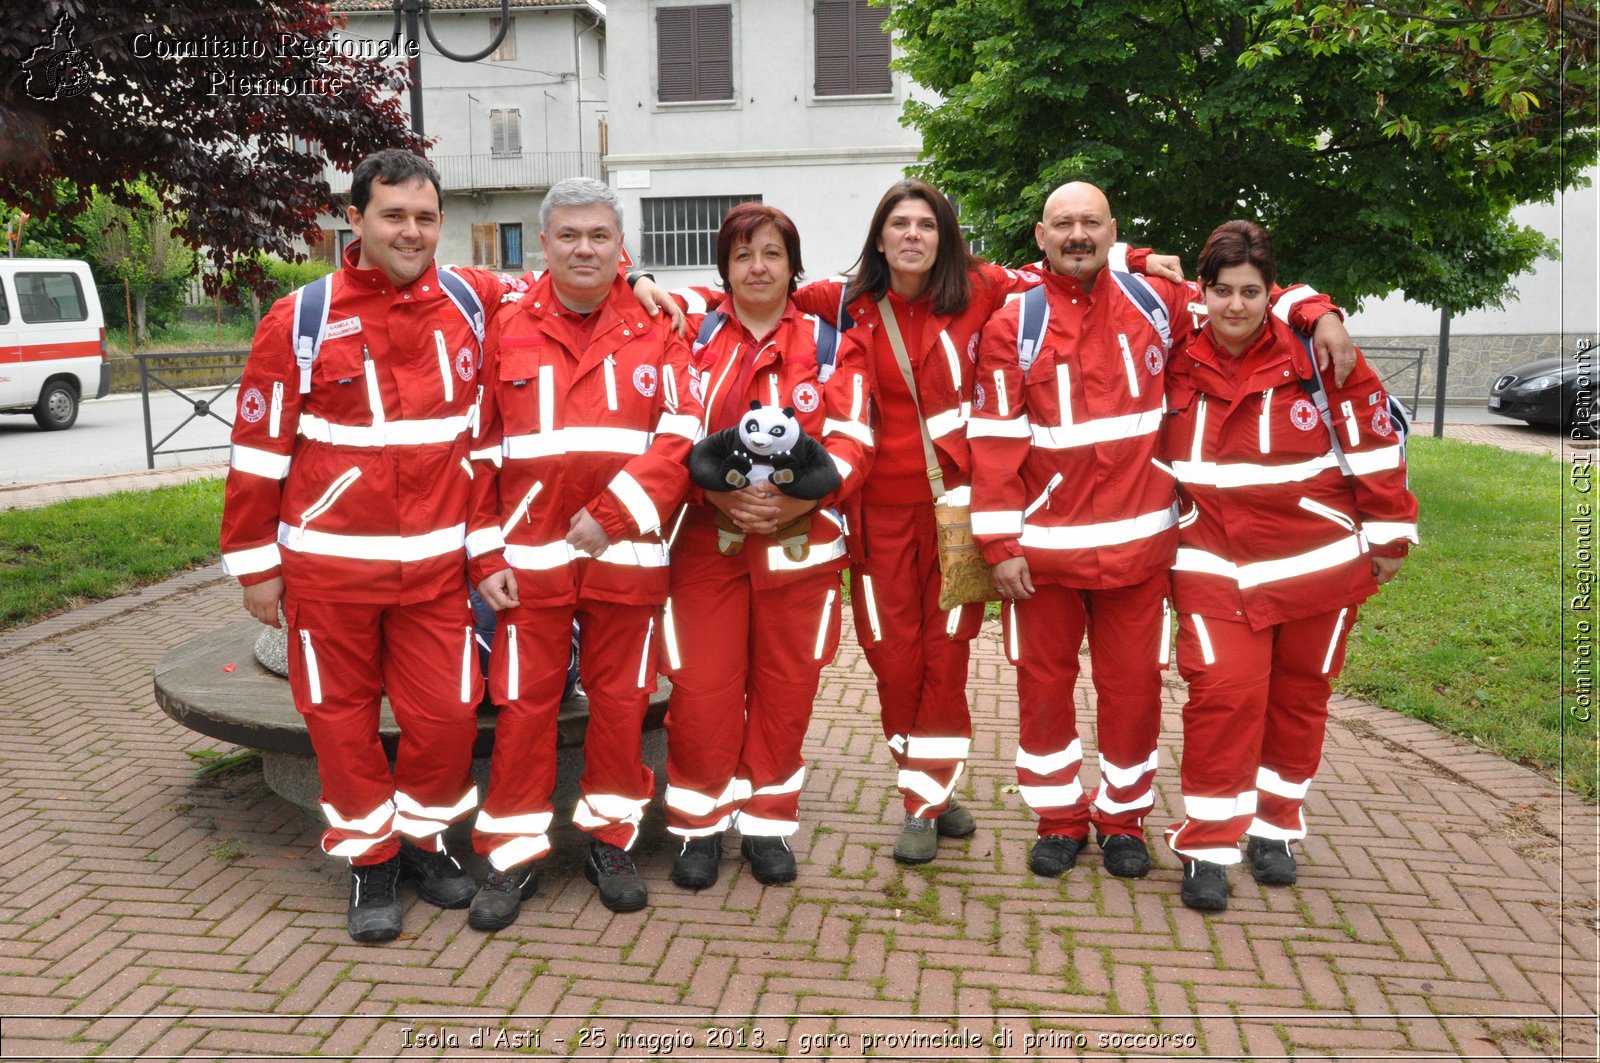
[325,152,603,194]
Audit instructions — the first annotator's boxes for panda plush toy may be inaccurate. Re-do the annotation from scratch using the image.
[688,402,841,561]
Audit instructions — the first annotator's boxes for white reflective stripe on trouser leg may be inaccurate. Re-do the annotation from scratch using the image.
[1006,600,1019,662]
[1015,739,1082,775]
[475,809,555,870]
[1018,779,1084,812]
[572,793,650,849]
[1163,822,1245,866]
[860,574,882,643]
[661,600,682,671]
[1099,750,1160,789]
[1091,787,1156,815]
[665,778,742,818]
[1256,767,1312,800]
[900,761,964,818]
[1158,597,1172,666]
[485,835,550,870]
[734,812,798,837]
[459,625,473,703]
[1321,608,1348,674]
[1246,813,1307,841]
[637,617,655,689]
[1182,792,1256,821]
[506,623,520,701]
[299,630,323,704]
[1191,615,1216,666]
[813,589,836,661]
[394,787,479,838]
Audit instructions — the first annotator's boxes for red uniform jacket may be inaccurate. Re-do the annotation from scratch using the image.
[1163,314,1418,629]
[469,273,700,606]
[682,294,876,589]
[219,246,505,604]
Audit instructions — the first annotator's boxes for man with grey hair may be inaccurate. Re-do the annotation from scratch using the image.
[462,177,702,924]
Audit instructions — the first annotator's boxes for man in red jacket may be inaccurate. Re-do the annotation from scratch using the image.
[466,177,700,925]
[219,151,506,942]
[969,182,1351,881]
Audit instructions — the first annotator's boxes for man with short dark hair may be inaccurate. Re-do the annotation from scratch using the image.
[220,149,507,942]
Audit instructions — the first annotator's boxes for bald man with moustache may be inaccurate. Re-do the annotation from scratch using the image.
[966,182,1353,880]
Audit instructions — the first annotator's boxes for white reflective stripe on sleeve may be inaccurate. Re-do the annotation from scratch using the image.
[904,735,970,761]
[1015,739,1082,775]
[609,470,661,534]
[435,330,453,403]
[1341,399,1361,446]
[1170,452,1338,488]
[460,457,473,479]
[1271,285,1318,323]
[1345,443,1403,476]
[1028,406,1163,449]
[939,331,961,390]
[1321,608,1348,674]
[465,526,505,558]
[636,616,655,689]
[1117,333,1141,398]
[1020,503,1178,551]
[221,542,282,577]
[968,415,1030,440]
[1174,535,1366,589]
[396,787,479,823]
[1099,751,1160,789]
[661,598,683,671]
[298,412,472,448]
[1191,615,1216,666]
[971,509,1023,536]
[662,360,679,412]
[278,523,466,562]
[678,287,708,315]
[823,417,873,446]
[1158,597,1172,666]
[486,836,551,871]
[1363,520,1418,545]
[299,630,323,703]
[506,623,520,701]
[269,381,284,439]
[850,373,864,420]
[656,411,701,441]
[942,485,972,506]
[925,407,965,442]
[538,365,554,430]
[994,370,1010,418]
[1259,388,1274,454]
[812,589,836,661]
[860,574,882,642]
[502,426,653,460]
[1018,780,1084,810]
[503,540,669,569]
[1183,791,1256,821]
[603,356,618,411]
[831,454,854,482]
[321,798,394,833]
[1256,767,1313,800]
[470,446,502,465]
[1244,817,1306,841]
[1092,788,1155,815]
[1108,242,1130,272]
[459,625,473,702]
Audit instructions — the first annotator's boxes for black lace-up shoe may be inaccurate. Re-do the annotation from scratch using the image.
[1180,860,1230,912]
[1098,833,1152,879]
[893,814,938,864]
[585,841,648,912]
[467,863,538,931]
[670,834,723,890]
[740,836,797,884]
[1028,834,1083,877]
[398,839,476,909]
[1246,836,1298,885]
[347,856,403,942]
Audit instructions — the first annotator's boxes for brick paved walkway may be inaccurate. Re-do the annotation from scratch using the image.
[1,564,1594,1061]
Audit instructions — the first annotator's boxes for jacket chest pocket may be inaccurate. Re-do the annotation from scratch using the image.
[312,337,366,388]
[498,343,550,436]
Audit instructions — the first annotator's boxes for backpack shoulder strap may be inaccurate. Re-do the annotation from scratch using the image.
[1110,270,1171,351]
[291,274,333,395]
[693,309,728,354]
[1294,329,1355,478]
[813,315,840,384]
[1015,284,1048,377]
[436,267,487,346]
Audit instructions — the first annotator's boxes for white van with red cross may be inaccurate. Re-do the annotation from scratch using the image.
[0,258,110,430]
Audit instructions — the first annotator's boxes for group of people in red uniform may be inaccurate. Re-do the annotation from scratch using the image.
[220,150,1416,942]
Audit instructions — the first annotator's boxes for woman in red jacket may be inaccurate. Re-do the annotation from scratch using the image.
[661,203,874,889]
[1161,220,1418,912]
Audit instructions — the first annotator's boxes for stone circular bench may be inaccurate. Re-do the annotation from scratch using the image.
[153,620,669,819]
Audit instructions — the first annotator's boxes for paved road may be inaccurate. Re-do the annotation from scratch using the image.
[0,388,235,486]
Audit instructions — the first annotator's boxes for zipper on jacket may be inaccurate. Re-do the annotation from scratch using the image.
[1190,395,1208,463]
[362,345,386,428]
[939,331,962,391]
[538,365,554,431]
[1321,608,1349,674]
[298,630,324,704]
[505,623,520,700]
[603,355,618,411]
[1057,363,1075,425]
[435,329,454,403]
[1298,495,1358,533]
[460,457,473,480]
[993,370,1010,418]
[850,371,864,421]
[459,625,473,702]
[1117,333,1142,399]
[1341,399,1361,448]
[502,481,544,535]
[1024,471,1065,518]
[269,381,284,439]
[1259,388,1275,454]
[298,467,362,530]
[661,358,679,412]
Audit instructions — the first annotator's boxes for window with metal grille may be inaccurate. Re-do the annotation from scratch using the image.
[500,223,524,270]
[657,4,733,102]
[490,109,521,157]
[641,195,760,268]
[815,0,891,96]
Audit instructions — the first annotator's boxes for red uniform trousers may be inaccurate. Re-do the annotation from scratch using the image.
[1164,606,1355,865]
[849,500,984,818]
[473,597,658,870]
[284,590,481,865]
[1002,571,1168,840]
[661,532,843,839]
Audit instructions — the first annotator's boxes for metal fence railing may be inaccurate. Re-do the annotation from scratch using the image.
[137,351,248,469]
[1361,345,1427,432]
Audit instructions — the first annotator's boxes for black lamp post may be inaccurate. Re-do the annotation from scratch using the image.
[383,0,512,136]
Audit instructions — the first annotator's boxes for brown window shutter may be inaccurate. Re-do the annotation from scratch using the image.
[657,7,694,101]
[471,223,498,268]
[816,0,889,96]
[815,0,853,95]
[312,228,337,264]
[693,5,733,100]
[852,0,891,94]
[658,5,732,102]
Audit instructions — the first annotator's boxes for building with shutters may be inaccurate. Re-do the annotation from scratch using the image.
[602,0,935,285]
[311,0,608,272]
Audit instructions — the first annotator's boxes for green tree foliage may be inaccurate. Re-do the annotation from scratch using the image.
[888,0,1596,313]
[76,183,196,341]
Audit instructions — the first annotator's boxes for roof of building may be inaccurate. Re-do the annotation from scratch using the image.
[329,0,601,12]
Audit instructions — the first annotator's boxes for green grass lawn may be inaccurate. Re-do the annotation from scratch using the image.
[0,479,225,631]
[1338,436,1589,798]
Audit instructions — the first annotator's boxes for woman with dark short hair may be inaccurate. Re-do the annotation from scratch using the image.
[1160,220,1418,912]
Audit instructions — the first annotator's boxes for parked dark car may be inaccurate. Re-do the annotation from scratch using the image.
[1488,354,1596,436]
